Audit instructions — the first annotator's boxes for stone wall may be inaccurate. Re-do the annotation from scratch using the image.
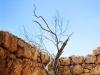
[0,31,50,75]
[0,31,100,75]
[57,47,100,75]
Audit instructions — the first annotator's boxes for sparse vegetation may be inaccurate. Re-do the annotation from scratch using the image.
[24,6,73,75]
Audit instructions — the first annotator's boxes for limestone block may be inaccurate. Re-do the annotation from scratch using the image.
[0,57,8,75]
[59,57,70,66]
[59,66,71,75]
[85,55,96,64]
[82,64,95,70]
[0,31,4,44]
[8,54,16,60]
[72,65,83,74]
[96,55,100,64]
[0,47,6,57]
[31,49,40,61]
[23,46,32,58]
[22,65,32,75]
[3,32,11,49]
[32,67,47,75]
[17,39,25,48]
[16,47,24,57]
[40,52,50,65]
[71,55,84,64]
[81,73,91,75]
[3,32,17,52]
[10,59,22,75]
[91,65,100,74]
[93,47,100,55]
[84,69,90,73]
[9,35,17,52]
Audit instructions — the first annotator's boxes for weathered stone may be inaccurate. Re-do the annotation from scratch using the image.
[3,32,11,49]
[82,64,94,70]
[22,65,32,75]
[9,35,17,52]
[10,59,22,75]
[0,47,6,57]
[23,46,32,58]
[40,52,50,65]
[81,73,91,75]
[0,31,5,44]
[0,58,8,75]
[59,66,71,75]
[59,57,70,66]
[8,54,16,60]
[72,65,83,74]
[2,32,17,52]
[91,65,100,74]
[32,49,40,61]
[0,31,50,75]
[16,47,24,57]
[71,55,84,64]
[17,39,25,48]
[93,47,100,55]
[84,69,90,73]
[96,55,100,64]
[32,67,47,75]
[85,55,96,64]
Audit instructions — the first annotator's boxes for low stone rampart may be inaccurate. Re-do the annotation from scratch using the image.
[0,31,50,75]
[58,47,100,75]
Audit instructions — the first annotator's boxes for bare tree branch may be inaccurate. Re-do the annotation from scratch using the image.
[32,6,73,75]
[33,8,60,51]
[37,35,56,46]
[34,7,52,32]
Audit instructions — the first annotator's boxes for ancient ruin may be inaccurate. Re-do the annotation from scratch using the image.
[0,31,100,75]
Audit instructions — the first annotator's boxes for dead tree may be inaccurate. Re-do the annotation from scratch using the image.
[33,7,73,75]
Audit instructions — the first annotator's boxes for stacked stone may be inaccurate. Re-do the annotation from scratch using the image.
[57,56,84,75]
[92,47,100,74]
[57,47,100,75]
[0,31,50,75]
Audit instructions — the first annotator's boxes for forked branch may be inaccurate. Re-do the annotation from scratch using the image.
[33,7,72,75]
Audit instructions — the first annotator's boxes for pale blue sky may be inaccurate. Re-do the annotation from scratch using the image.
[0,0,100,56]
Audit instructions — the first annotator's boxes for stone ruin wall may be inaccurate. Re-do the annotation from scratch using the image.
[57,47,100,75]
[0,31,100,75]
[0,31,50,75]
